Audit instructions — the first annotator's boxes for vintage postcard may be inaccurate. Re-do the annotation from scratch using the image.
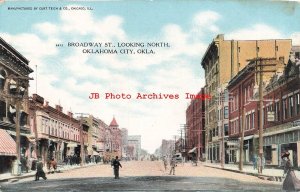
[0,0,300,191]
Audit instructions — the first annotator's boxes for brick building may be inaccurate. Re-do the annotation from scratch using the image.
[186,88,205,160]
[262,52,300,167]
[201,34,292,163]
[28,94,86,165]
[227,58,285,164]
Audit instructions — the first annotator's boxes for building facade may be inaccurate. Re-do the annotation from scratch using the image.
[186,88,205,160]
[263,53,300,167]
[201,34,292,163]
[0,37,33,174]
[29,94,84,165]
[128,135,141,160]
[227,58,285,164]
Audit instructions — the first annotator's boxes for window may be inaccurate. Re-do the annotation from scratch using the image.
[297,93,300,115]
[283,98,287,119]
[224,106,229,119]
[224,124,228,136]
[252,112,255,129]
[290,96,294,117]
[275,102,280,121]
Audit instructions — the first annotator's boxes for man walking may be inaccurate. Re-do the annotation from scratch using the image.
[163,156,168,171]
[169,158,176,175]
[35,157,47,181]
[112,156,122,179]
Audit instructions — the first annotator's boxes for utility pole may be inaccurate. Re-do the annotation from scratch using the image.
[2,75,32,175]
[239,104,245,171]
[246,57,277,174]
[258,58,264,174]
[221,91,225,169]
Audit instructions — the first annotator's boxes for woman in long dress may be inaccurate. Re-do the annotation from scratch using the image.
[282,152,300,191]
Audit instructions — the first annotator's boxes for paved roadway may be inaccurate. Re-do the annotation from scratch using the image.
[0,161,282,191]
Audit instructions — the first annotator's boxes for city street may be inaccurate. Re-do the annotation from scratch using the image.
[0,161,282,191]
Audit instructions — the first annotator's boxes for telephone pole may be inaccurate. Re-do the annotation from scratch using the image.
[247,57,277,174]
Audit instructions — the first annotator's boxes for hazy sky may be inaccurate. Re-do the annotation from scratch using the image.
[0,0,299,153]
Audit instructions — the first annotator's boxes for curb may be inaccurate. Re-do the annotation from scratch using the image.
[204,165,284,182]
[0,163,100,183]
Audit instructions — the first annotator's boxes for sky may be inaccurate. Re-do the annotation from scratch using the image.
[0,0,300,154]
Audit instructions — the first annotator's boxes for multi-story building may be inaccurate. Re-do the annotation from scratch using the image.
[201,34,292,163]
[128,135,141,160]
[29,94,84,164]
[121,128,128,158]
[227,58,285,164]
[104,117,122,159]
[84,115,106,162]
[263,52,300,167]
[0,37,33,174]
[186,88,205,160]
[160,139,174,158]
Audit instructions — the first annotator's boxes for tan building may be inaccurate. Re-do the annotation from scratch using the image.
[201,34,292,163]
[84,115,106,162]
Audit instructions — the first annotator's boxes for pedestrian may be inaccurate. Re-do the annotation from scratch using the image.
[282,151,300,191]
[252,155,257,170]
[169,158,176,175]
[50,157,57,173]
[35,157,47,181]
[163,156,168,171]
[257,156,261,173]
[112,156,122,179]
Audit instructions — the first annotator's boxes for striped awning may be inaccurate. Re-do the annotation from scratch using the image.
[0,129,16,156]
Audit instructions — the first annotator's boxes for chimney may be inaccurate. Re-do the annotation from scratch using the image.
[68,111,73,118]
[55,105,63,112]
[44,101,49,107]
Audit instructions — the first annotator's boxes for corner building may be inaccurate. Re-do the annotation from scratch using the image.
[201,34,292,163]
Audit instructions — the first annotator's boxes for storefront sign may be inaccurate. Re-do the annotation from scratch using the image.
[267,111,275,122]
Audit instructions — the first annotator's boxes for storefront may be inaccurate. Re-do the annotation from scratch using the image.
[264,124,300,168]
[0,129,17,173]
[227,140,238,163]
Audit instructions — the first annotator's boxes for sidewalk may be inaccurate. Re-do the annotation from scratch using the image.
[203,162,300,182]
[0,162,101,183]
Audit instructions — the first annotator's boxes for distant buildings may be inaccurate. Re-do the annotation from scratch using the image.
[128,135,141,160]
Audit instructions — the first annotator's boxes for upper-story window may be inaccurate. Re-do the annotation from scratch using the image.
[224,106,228,119]
[296,93,300,115]
[289,96,294,117]
[0,70,7,90]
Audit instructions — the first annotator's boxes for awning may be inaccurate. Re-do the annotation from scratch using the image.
[243,135,254,141]
[227,141,239,146]
[0,129,17,156]
[188,147,197,154]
